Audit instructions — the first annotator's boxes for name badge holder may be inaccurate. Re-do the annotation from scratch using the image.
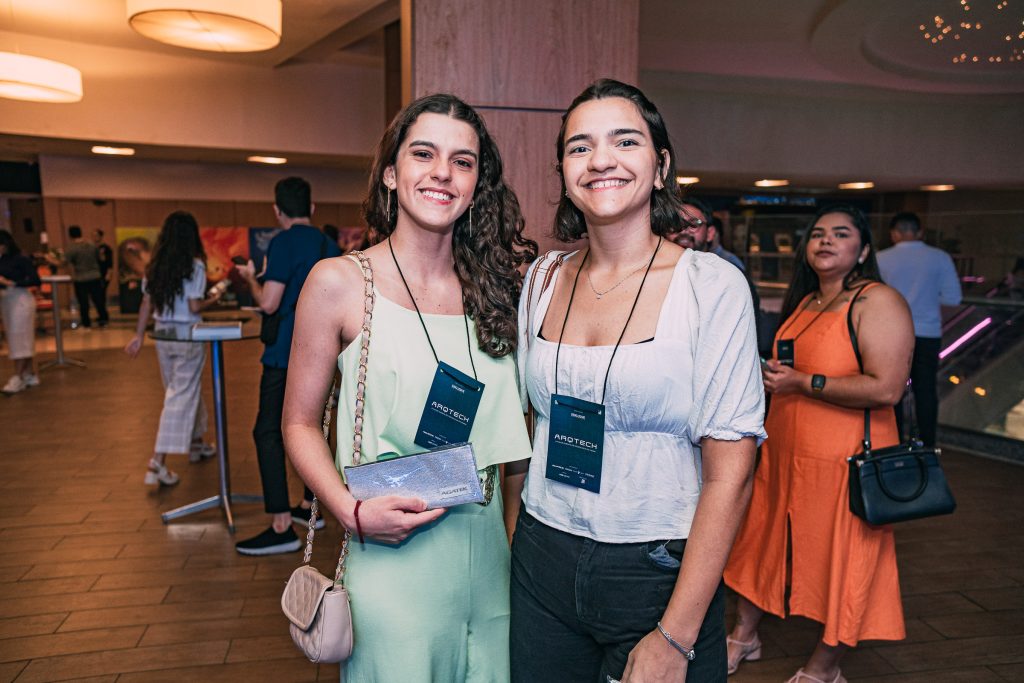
[388,239,486,451]
[546,239,662,494]
[773,289,845,368]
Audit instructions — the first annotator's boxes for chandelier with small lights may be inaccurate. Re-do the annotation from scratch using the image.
[919,0,1024,64]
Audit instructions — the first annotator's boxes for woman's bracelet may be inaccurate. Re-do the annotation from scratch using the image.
[353,500,365,544]
[656,621,695,661]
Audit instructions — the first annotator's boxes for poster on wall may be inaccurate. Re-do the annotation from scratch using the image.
[115,227,159,284]
[200,227,249,283]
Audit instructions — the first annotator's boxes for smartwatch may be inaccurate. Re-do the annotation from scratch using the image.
[811,374,827,393]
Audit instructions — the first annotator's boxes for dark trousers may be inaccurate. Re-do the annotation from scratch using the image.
[510,509,726,683]
[897,337,942,447]
[253,365,312,514]
[73,278,109,327]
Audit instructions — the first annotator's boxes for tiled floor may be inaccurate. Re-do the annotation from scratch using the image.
[1,334,1023,682]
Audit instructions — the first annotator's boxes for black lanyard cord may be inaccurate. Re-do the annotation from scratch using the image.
[776,289,845,344]
[388,237,478,380]
[554,237,663,404]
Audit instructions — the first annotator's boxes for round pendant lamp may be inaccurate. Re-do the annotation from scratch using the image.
[127,0,282,53]
[0,51,83,103]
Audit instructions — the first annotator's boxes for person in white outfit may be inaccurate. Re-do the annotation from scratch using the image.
[124,211,222,485]
[0,231,41,394]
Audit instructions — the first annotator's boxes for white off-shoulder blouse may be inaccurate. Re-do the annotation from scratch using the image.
[517,249,767,543]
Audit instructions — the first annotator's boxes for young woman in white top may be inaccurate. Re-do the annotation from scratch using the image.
[125,211,222,486]
[508,79,766,683]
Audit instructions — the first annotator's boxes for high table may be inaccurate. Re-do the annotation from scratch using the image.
[150,316,262,533]
[39,275,86,370]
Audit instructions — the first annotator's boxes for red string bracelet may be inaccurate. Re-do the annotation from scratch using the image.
[353,500,365,545]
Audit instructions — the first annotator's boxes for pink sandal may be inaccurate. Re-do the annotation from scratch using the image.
[726,633,762,675]
[786,669,847,683]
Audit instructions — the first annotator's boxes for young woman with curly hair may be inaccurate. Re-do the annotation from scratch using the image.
[282,93,537,682]
[125,211,222,486]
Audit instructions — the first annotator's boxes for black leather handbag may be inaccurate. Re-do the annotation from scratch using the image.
[845,286,957,525]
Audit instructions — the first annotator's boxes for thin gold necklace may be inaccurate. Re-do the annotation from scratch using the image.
[586,258,651,299]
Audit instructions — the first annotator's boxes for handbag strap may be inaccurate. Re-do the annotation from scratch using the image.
[302,250,375,586]
[845,283,872,453]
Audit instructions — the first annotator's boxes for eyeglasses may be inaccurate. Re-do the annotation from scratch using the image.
[679,217,707,231]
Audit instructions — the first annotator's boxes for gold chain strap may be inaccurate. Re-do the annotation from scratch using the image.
[302,251,375,587]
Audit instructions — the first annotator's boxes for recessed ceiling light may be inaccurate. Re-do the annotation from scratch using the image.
[91,145,136,156]
[838,182,874,190]
[676,176,700,185]
[920,184,955,191]
[754,179,789,187]
[247,155,287,165]
[127,0,282,53]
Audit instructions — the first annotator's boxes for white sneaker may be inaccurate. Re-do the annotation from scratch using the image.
[189,442,216,463]
[144,459,180,486]
[2,375,25,394]
[21,373,40,388]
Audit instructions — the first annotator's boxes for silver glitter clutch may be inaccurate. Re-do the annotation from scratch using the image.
[344,442,484,509]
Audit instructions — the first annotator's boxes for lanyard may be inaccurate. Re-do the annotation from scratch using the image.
[388,238,478,379]
[776,289,845,343]
[554,237,662,403]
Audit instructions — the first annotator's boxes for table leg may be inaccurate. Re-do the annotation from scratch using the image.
[40,282,85,371]
[160,338,262,532]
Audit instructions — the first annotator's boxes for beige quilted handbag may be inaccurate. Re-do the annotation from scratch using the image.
[280,251,375,664]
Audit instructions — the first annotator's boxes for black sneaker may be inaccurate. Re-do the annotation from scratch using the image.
[235,526,302,556]
[291,504,326,530]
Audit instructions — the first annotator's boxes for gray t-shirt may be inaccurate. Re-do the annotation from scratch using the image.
[66,241,101,282]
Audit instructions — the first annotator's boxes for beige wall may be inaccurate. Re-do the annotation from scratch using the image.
[644,71,1024,188]
[0,30,385,157]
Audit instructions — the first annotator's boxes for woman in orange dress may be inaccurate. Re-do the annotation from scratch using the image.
[723,205,914,683]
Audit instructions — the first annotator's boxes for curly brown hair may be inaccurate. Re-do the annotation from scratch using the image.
[362,93,537,358]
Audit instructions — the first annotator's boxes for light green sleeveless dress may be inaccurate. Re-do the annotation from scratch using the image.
[335,280,531,683]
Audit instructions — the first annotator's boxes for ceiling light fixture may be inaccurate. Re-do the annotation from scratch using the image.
[127,0,282,53]
[676,176,700,185]
[248,155,287,165]
[0,51,82,103]
[921,184,956,191]
[838,181,875,190]
[92,146,136,156]
[754,179,789,187]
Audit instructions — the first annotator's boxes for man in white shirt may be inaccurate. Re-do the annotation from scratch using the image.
[877,212,962,447]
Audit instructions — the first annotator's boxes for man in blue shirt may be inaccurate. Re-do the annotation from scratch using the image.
[877,212,962,447]
[235,177,342,555]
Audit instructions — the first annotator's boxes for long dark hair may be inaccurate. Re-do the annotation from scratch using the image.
[362,93,537,358]
[0,231,21,257]
[779,204,882,323]
[553,79,684,242]
[146,211,206,314]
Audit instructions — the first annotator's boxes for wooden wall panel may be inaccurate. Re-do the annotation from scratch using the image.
[410,0,639,108]
[478,109,567,255]
[178,201,237,227]
[113,200,177,228]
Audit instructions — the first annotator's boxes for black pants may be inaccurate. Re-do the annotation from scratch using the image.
[510,509,726,683]
[253,365,312,514]
[73,278,108,327]
[897,336,942,448]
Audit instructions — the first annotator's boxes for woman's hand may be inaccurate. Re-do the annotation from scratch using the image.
[344,495,447,544]
[124,335,143,358]
[761,359,807,395]
[0,275,13,287]
[621,630,688,683]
